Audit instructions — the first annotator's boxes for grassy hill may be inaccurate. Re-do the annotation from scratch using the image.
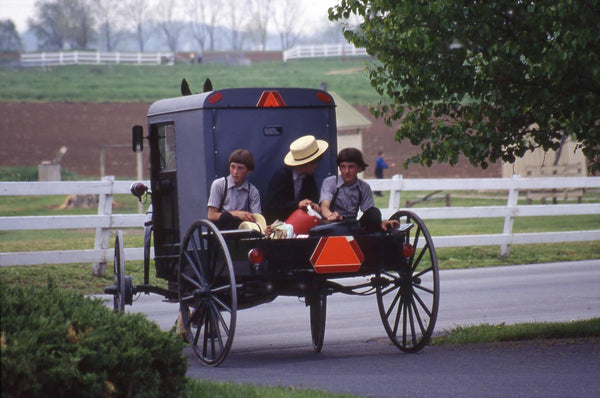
[0,58,382,105]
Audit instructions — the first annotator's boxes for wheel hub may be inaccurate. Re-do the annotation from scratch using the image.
[194,285,211,297]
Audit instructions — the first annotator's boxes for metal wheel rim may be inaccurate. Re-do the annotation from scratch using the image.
[376,210,440,352]
[113,230,126,312]
[178,220,237,367]
[309,292,327,352]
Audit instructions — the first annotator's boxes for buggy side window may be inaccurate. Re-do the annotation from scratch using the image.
[158,124,176,171]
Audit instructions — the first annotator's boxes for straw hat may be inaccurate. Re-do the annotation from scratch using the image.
[239,213,267,233]
[284,135,329,166]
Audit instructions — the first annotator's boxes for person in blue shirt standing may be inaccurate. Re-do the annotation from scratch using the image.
[374,151,395,197]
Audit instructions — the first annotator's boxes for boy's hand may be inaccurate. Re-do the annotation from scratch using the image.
[326,211,342,222]
[230,210,254,222]
[381,219,400,231]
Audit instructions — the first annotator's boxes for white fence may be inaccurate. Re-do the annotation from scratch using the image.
[283,44,369,62]
[1,176,599,267]
[20,51,176,67]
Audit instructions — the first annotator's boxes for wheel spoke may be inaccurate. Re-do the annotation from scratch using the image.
[393,293,405,337]
[414,265,433,280]
[182,249,203,285]
[385,287,402,320]
[411,243,429,272]
[210,292,233,314]
[180,269,202,290]
[413,290,431,318]
[210,300,231,338]
[409,294,428,336]
[407,298,418,347]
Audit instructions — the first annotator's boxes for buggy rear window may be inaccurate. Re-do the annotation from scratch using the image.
[156,123,176,171]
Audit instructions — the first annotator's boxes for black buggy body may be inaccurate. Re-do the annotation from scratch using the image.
[107,86,439,367]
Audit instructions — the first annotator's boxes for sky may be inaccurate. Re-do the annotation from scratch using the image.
[0,0,340,34]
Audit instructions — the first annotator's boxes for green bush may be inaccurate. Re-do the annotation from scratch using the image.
[1,280,188,398]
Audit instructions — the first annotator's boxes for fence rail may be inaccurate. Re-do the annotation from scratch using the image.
[20,51,175,67]
[1,176,599,267]
[283,44,368,62]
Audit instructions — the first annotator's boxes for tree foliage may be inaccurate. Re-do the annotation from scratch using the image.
[330,0,600,173]
[0,19,22,52]
[30,0,95,50]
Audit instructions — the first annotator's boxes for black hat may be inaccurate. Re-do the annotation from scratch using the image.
[337,148,368,171]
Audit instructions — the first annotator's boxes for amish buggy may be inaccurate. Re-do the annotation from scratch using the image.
[104,83,440,367]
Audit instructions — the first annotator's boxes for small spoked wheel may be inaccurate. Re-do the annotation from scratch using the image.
[178,220,237,367]
[308,291,327,352]
[376,210,439,352]
[112,230,133,312]
[113,230,126,311]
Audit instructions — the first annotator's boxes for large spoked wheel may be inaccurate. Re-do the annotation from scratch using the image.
[308,291,327,352]
[376,210,439,352]
[178,220,237,367]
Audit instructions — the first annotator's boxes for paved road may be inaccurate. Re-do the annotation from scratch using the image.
[109,259,600,397]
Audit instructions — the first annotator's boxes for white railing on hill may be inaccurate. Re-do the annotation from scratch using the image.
[20,51,176,67]
[283,44,368,62]
[1,176,599,267]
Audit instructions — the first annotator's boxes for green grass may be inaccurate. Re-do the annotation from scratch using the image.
[185,380,358,398]
[433,318,600,345]
[0,59,381,104]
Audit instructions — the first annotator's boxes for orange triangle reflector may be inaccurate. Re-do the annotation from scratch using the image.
[310,236,364,274]
[257,91,286,107]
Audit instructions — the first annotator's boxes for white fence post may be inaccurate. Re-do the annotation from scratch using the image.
[92,176,114,276]
[388,174,403,210]
[500,174,521,258]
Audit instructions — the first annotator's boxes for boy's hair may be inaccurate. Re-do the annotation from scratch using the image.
[229,149,254,171]
[337,147,368,171]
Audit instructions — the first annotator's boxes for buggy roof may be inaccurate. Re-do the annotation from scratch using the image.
[148,87,335,117]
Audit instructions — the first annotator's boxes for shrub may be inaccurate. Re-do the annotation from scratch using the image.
[0,280,187,398]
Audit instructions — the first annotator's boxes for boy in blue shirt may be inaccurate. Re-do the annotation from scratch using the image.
[207,149,261,230]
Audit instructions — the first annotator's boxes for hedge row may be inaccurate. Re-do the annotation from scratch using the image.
[1,280,188,398]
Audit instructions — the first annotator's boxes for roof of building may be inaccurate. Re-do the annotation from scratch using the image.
[330,91,372,131]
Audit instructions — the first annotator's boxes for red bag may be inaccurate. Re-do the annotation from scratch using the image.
[285,209,321,235]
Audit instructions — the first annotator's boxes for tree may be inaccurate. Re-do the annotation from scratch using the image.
[272,0,302,50]
[0,19,23,52]
[92,0,123,51]
[122,0,153,52]
[185,0,207,52]
[30,0,95,50]
[247,0,271,51]
[156,0,184,52]
[225,0,247,50]
[330,1,600,173]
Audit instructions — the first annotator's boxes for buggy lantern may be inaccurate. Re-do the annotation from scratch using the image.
[248,248,264,269]
[130,182,149,202]
[402,243,415,258]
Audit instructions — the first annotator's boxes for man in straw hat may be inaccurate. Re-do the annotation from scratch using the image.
[208,149,262,230]
[264,135,329,223]
[320,147,398,232]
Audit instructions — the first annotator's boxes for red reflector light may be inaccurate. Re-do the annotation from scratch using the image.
[248,248,264,265]
[402,243,415,258]
[316,92,332,103]
[208,92,222,104]
[257,91,286,107]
